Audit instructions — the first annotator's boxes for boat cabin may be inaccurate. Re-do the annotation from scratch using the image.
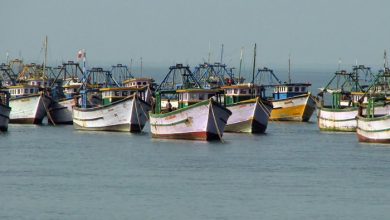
[7,84,41,98]
[100,87,148,105]
[272,83,311,100]
[123,78,154,88]
[176,89,222,108]
[154,89,223,114]
[221,84,264,105]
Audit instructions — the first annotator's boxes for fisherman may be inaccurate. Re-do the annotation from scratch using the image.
[166,99,172,112]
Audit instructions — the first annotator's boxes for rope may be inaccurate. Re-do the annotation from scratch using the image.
[41,93,56,126]
[133,94,142,132]
[209,99,224,143]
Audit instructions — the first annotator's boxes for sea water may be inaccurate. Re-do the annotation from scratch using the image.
[1,69,390,219]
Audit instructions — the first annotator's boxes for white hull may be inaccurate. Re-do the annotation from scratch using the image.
[317,107,358,132]
[73,95,150,132]
[149,99,232,140]
[50,98,75,124]
[225,97,272,133]
[318,105,390,132]
[357,114,390,143]
[0,104,11,131]
[9,94,52,124]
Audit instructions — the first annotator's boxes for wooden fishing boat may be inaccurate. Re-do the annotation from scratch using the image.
[269,84,316,121]
[73,87,151,132]
[357,98,390,143]
[317,66,374,131]
[256,67,316,122]
[49,61,84,124]
[222,83,272,133]
[149,89,232,140]
[0,91,11,131]
[7,83,52,124]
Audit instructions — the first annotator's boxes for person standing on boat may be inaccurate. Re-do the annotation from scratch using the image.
[166,99,172,112]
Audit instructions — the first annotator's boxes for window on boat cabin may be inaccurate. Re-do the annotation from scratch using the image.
[143,82,147,85]
[30,88,34,93]
[199,93,206,100]
[234,89,238,94]
[288,87,292,92]
[123,91,128,96]
[24,89,28,94]
[301,87,306,92]
[294,87,299,92]
[115,91,120,96]
[137,82,141,86]
[241,89,247,94]
[190,93,198,100]
[183,93,188,100]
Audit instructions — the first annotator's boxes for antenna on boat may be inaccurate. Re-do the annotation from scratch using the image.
[208,41,211,63]
[129,58,133,79]
[6,51,9,64]
[43,35,48,88]
[140,57,143,77]
[238,47,243,84]
[220,44,224,64]
[384,50,388,70]
[338,58,342,71]
[288,53,291,84]
[251,43,257,97]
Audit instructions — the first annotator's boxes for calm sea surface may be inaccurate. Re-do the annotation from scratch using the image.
[1,69,390,219]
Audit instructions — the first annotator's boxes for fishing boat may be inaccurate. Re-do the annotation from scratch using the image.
[72,64,151,132]
[0,91,11,131]
[356,98,390,143]
[6,64,53,124]
[256,67,316,122]
[317,65,374,131]
[149,64,231,141]
[356,61,390,143]
[221,83,272,133]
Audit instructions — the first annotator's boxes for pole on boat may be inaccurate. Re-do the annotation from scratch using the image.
[220,44,224,64]
[238,47,243,84]
[252,43,257,97]
[140,57,143,77]
[288,53,291,84]
[43,35,48,88]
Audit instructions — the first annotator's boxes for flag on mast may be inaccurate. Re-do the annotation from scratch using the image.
[77,49,86,61]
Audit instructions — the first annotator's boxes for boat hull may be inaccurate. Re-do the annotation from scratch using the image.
[317,106,358,132]
[357,114,390,143]
[0,103,11,131]
[317,104,390,132]
[149,99,232,141]
[270,94,315,122]
[50,98,75,124]
[225,97,272,133]
[73,95,150,132]
[9,94,51,124]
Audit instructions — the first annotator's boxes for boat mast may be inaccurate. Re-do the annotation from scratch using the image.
[288,53,291,84]
[251,43,257,97]
[238,47,243,84]
[43,35,48,88]
[220,44,224,63]
[384,50,388,70]
[208,41,211,63]
[140,57,143,77]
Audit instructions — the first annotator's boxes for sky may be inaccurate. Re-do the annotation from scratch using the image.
[1,0,390,72]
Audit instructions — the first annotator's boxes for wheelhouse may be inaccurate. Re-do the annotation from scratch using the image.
[221,83,264,105]
[272,83,311,100]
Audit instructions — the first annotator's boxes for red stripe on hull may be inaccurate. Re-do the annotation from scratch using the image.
[357,133,390,143]
[152,131,221,141]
